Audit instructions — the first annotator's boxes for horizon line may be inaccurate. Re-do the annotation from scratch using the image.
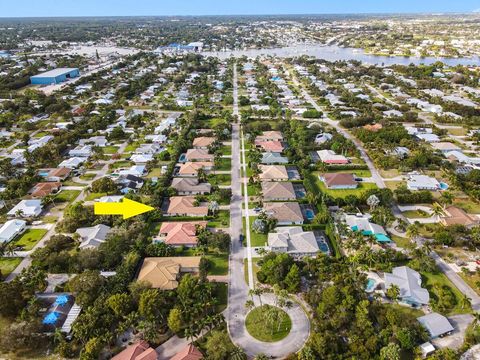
[0,11,477,19]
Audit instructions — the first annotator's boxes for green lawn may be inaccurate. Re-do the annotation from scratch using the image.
[109,160,132,170]
[146,168,162,178]
[329,169,372,178]
[55,190,81,203]
[244,258,261,285]
[208,174,231,186]
[220,145,232,156]
[421,271,472,315]
[390,235,414,249]
[244,217,268,247]
[103,145,119,154]
[313,172,377,198]
[14,229,48,251]
[206,253,229,275]
[79,173,97,181]
[453,199,480,214]
[207,210,230,228]
[245,305,292,342]
[213,283,228,313]
[85,192,107,201]
[216,158,232,171]
[402,210,431,219]
[0,257,22,280]
[124,143,139,153]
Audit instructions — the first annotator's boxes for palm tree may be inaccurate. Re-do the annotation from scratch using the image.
[431,202,445,220]
[406,224,420,243]
[208,201,219,216]
[245,299,254,312]
[440,191,454,208]
[254,354,269,360]
[249,287,264,307]
[386,284,400,302]
[461,294,472,310]
[230,346,247,360]
[472,312,480,329]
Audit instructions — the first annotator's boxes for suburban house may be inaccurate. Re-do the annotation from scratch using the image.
[384,266,430,306]
[111,340,157,360]
[315,133,333,145]
[69,145,93,158]
[76,224,112,249]
[261,152,289,164]
[137,257,201,290]
[118,165,146,177]
[258,165,289,182]
[185,149,214,162]
[440,206,479,228]
[193,137,215,149]
[320,173,358,189]
[166,196,209,217]
[79,136,108,147]
[316,150,349,164]
[130,154,154,164]
[135,143,164,155]
[256,131,283,142]
[415,133,440,143]
[177,162,214,177]
[58,157,87,169]
[155,221,207,247]
[407,174,441,191]
[255,140,284,153]
[31,182,61,198]
[417,313,454,339]
[7,199,43,217]
[45,167,71,182]
[171,178,211,195]
[268,227,319,258]
[0,219,27,243]
[170,344,204,360]
[262,182,296,201]
[344,213,391,243]
[263,202,304,225]
[445,150,480,166]
[430,142,461,153]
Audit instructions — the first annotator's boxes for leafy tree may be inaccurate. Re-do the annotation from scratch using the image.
[106,293,132,318]
[284,264,301,293]
[67,270,105,307]
[379,343,400,360]
[167,308,183,333]
[204,330,233,360]
[91,177,117,194]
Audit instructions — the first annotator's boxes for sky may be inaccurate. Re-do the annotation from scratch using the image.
[0,0,479,17]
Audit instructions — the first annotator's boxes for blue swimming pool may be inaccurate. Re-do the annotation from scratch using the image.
[38,171,49,177]
[305,209,315,220]
[179,154,187,162]
[318,242,330,254]
[366,278,376,292]
[439,182,449,190]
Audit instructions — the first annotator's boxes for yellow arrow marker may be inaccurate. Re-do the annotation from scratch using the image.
[94,198,155,219]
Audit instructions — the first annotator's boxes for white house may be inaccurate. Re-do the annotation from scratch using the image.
[76,224,112,249]
[268,227,319,258]
[407,174,441,191]
[7,199,43,217]
[384,266,430,306]
[0,219,27,243]
[58,157,87,169]
[69,145,93,158]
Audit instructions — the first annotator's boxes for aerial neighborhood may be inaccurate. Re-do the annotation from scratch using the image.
[0,6,480,360]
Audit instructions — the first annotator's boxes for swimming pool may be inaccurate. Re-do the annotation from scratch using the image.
[439,182,449,190]
[305,209,315,220]
[179,153,187,162]
[38,171,49,177]
[366,278,376,292]
[318,242,330,254]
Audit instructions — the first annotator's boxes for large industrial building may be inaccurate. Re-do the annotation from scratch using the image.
[30,68,80,85]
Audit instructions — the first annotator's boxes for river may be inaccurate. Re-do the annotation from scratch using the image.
[203,44,480,67]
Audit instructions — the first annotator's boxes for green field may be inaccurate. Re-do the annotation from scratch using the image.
[55,190,81,203]
[103,145,119,154]
[208,174,231,186]
[216,158,232,171]
[245,305,292,342]
[14,229,48,251]
[244,217,268,247]
[0,257,22,279]
[85,192,107,201]
[207,210,230,228]
[206,253,229,275]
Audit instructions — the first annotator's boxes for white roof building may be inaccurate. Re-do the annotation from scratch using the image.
[58,157,87,169]
[69,145,92,158]
[407,174,441,191]
[76,224,112,249]
[417,313,454,339]
[7,199,43,217]
[384,266,430,305]
[0,219,27,243]
[268,227,319,258]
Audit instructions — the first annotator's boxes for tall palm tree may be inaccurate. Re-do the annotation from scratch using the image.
[245,299,254,312]
[406,224,420,243]
[461,294,472,310]
[431,202,445,220]
[230,346,247,360]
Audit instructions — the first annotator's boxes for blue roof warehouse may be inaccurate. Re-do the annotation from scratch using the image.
[30,67,80,85]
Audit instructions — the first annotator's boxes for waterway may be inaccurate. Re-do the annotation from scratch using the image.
[203,44,480,67]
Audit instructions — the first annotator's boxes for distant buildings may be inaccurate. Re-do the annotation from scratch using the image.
[31,68,80,85]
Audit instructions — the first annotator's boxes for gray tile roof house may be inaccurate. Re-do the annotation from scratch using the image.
[417,313,454,339]
[262,182,296,201]
[76,224,112,250]
[263,202,304,225]
[268,226,319,258]
[384,266,430,306]
[261,152,289,164]
[170,177,211,195]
